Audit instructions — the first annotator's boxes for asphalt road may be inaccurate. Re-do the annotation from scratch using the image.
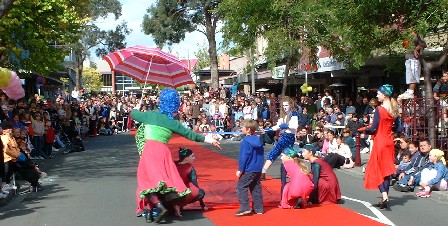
[1,133,447,226]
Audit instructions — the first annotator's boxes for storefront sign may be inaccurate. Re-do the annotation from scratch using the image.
[272,65,291,79]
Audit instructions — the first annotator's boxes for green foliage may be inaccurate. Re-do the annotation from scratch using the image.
[142,0,222,88]
[82,67,103,93]
[0,0,85,74]
[194,43,211,70]
[94,21,131,58]
[221,0,448,70]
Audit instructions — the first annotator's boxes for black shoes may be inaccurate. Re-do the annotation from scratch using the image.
[373,199,389,209]
[153,202,168,223]
[294,197,304,209]
[393,183,410,192]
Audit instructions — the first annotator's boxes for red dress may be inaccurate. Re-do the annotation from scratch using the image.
[312,158,342,204]
[280,161,314,208]
[176,163,200,205]
[364,106,396,189]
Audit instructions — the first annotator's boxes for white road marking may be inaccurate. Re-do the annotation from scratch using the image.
[342,195,395,226]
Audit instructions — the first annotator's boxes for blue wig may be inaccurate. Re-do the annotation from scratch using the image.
[159,88,180,119]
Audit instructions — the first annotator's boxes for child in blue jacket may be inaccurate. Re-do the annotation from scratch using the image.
[235,119,264,216]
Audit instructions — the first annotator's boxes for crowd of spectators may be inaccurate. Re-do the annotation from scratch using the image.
[2,81,448,199]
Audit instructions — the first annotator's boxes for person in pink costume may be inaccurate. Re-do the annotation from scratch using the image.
[279,148,314,209]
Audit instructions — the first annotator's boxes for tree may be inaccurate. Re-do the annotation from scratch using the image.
[142,0,221,88]
[0,0,16,18]
[82,67,103,93]
[70,0,131,90]
[318,0,448,145]
[71,21,131,89]
[222,0,448,144]
[194,43,210,70]
[0,0,85,75]
[220,0,334,95]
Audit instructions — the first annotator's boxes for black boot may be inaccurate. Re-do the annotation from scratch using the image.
[153,202,168,223]
[294,197,304,209]
[143,208,153,223]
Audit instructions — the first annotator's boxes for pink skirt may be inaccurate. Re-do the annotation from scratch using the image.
[135,140,190,213]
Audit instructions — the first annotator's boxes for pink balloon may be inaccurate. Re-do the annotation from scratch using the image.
[3,71,25,100]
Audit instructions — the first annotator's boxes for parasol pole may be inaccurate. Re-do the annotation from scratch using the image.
[139,55,154,104]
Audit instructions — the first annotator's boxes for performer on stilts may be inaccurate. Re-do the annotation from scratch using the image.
[132,88,221,223]
[262,96,299,195]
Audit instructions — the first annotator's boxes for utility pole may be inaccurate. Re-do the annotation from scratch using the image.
[251,48,256,94]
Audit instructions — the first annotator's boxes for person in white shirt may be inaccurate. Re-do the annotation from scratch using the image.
[71,87,80,101]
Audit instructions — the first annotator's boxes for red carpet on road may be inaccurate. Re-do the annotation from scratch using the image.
[168,135,384,226]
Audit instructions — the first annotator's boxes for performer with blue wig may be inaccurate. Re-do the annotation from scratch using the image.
[261,96,299,195]
[132,88,221,223]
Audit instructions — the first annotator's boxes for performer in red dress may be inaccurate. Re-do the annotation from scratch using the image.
[302,144,341,204]
[361,84,401,209]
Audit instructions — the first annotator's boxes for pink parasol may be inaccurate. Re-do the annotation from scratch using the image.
[102,46,194,88]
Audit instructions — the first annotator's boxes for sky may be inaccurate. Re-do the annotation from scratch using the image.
[94,0,222,62]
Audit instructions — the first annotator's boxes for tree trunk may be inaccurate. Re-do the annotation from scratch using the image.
[422,40,448,147]
[0,0,16,18]
[422,61,436,146]
[73,50,85,90]
[204,9,219,89]
[281,57,291,96]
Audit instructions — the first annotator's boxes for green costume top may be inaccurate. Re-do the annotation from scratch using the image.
[132,110,205,156]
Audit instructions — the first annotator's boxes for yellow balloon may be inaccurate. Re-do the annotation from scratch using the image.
[0,67,12,88]
[307,86,312,92]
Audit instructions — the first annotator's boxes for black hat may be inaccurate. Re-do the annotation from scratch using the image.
[178,147,193,162]
[0,121,12,130]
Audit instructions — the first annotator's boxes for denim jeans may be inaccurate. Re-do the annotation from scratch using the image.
[32,136,47,158]
[236,172,263,212]
[55,135,66,149]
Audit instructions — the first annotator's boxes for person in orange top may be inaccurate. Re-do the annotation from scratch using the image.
[1,121,20,190]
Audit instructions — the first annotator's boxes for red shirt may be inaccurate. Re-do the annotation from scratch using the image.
[45,126,55,143]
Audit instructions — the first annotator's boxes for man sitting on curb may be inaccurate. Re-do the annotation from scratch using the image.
[394,139,431,192]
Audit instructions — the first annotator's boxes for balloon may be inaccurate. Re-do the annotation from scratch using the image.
[0,67,12,88]
[2,70,25,100]
[300,83,313,94]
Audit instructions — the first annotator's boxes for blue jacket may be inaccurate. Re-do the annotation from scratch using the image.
[238,135,264,172]
[427,162,448,186]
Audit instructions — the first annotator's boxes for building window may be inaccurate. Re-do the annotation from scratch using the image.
[102,74,112,86]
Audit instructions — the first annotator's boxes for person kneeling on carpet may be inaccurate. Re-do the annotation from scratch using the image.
[176,147,207,214]
[235,119,264,216]
[301,144,342,205]
[278,148,314,209]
